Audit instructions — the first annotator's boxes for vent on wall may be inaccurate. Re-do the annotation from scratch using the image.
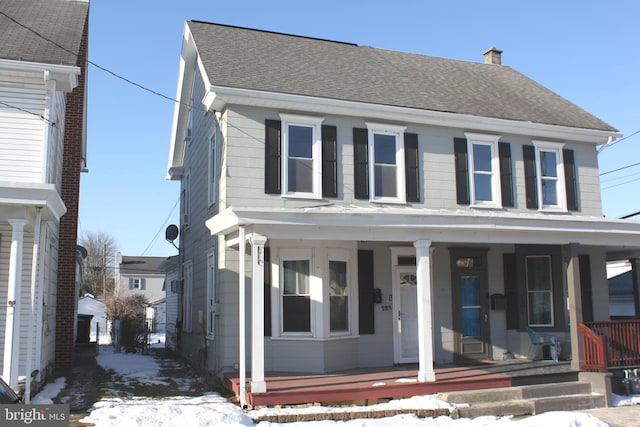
[184,128,192,143]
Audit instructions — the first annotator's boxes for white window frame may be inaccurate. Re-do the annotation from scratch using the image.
[182,170,191,228]
[525,255,554,327]
[183,261,193,333]
[465,133,502,208]
[207,128,217,207]
[366,122,407,204]
[206,251,216,339]
[327,249,353,337]
[533,141,566,211]
[280,114,324,199]
[279,248,316,337]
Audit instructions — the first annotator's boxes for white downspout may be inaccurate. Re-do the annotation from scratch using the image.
[597,136,615,154]
[238,226,247,408]
[25,208,42,403]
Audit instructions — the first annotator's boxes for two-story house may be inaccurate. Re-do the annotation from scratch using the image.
[166,22,640,401]
[114,253,167,303]
[0,0,89,398]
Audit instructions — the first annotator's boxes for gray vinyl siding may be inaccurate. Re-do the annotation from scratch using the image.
[179,65,220,367]
[220,105,604,216]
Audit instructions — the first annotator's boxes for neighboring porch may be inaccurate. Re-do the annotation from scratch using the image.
[225,360,576,407]
[579,320,640,372]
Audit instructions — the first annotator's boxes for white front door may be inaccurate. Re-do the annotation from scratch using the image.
[394,266,419,363]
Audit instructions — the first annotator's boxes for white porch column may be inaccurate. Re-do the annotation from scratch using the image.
[414,239,436,382]
[566,243,583,371]
[249,233,267,393]
[3,218,28,389]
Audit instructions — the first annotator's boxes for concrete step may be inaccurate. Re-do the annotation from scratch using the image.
[455,394,606,419]
[439,381,607,419]
[438,381,592,403]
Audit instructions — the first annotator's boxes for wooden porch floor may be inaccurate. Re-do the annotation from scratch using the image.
[225,360,575,407]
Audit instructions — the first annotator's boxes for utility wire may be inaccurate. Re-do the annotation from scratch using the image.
[600,161,640,176]
[605,129,640,149]
[0,100,56,126]
[140,197,180,256]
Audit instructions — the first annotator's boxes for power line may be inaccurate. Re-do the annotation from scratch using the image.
[0,100,56,127]
[600,161,640,177]
[140,197,180,256]
[605,129,640,149]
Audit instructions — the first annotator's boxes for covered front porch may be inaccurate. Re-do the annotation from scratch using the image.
[206,206,640,407]
[225,360,576,407]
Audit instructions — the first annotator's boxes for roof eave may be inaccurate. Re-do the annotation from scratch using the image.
[0,59,80,92]
[204,85,620,144]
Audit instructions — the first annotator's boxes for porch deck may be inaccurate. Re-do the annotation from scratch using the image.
[225,360,575,407]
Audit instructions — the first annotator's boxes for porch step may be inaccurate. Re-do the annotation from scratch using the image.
[438,382,607,418]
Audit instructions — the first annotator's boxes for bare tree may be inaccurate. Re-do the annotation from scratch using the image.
[79,231,118,299]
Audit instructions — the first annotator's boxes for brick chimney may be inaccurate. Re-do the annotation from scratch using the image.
[483,47,503,65]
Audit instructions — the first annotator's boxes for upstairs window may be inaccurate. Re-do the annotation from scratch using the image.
[454,136,513,208]
[128,278,146,290]
[523,141,577,211]
[353,124,419,203]
[264,116,337,199]
[466,133,501,207]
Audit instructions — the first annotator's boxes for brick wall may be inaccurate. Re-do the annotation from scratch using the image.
[54,14,89,371]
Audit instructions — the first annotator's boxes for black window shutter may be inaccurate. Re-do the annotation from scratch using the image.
[523,145,538,209]
[404,133,420,202]
[564,149,578,211]
[499,142,514,207]
[353,128,369,200]
[453,137,470,205]
[579,254,594,322]
[265,120,281,194]
[358,249,375,334]
[503,253,519,330]
[264,247,272,336]
[322,125,338,198]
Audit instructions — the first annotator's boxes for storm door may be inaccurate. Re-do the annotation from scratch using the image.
[451,249,490,362]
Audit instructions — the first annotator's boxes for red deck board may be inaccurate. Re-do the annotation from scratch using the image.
[225,366,514,406]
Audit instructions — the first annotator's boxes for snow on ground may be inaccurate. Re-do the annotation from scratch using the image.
[29,345,637,426]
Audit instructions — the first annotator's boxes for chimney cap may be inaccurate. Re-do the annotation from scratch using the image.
[483,47,503,65]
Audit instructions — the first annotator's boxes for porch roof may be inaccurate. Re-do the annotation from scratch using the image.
[206,206,640,254]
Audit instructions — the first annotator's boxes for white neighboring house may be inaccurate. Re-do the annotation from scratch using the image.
[114,253,167,303]
[77,294,109,344]
[158,256,179,351]
[0,0,89,397]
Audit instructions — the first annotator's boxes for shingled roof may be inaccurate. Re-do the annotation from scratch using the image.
[119,256,167,275]
[0,0,89,67]
[188,21,615,132]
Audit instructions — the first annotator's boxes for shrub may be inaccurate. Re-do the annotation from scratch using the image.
[106,294,148,349]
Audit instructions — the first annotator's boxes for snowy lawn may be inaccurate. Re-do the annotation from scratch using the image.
[30,345,637,426]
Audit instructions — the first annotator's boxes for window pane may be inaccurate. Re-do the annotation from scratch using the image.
[330,261,348,332]
[288,158,313,193]
[283,260,310,295]
[473,144,492,172]
[283,296,311,332]
[540,151,557,178]
[461,276,480,306]
[374,134,396,164]
[526,257,552,291]
[330,296,348,331]
[288,125,313,158]
[474,174,493,201]
[462,307,481,337]
[542,179,558,205]
[374,164,397,197]
[528,291,552,325]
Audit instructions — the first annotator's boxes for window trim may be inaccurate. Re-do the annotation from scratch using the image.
[279,249,315,337]
[366,122,407,204]
[206,251,216,339]
[525,255,555,327]
[280,114,324,199]
[465,133,502,208]
[183,261,193,333]
[327,249,352,337]
[182,170,191,229]
[207,128,217,207]
[533,140,566,211]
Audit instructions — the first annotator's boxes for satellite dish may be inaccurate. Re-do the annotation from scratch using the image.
[165,224,179,242]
